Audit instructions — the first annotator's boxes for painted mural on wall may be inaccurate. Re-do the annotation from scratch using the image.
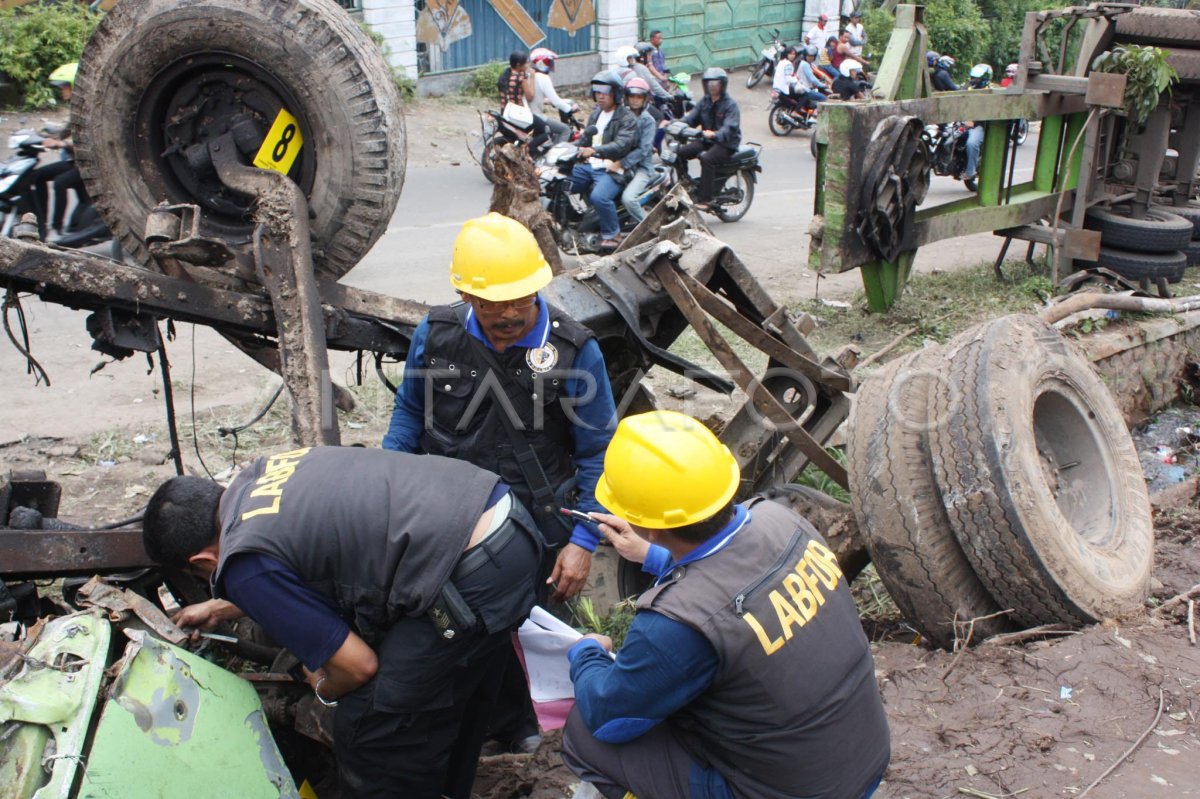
[416,0,597,74]
[416,0,472,52]
[549,0,595,36]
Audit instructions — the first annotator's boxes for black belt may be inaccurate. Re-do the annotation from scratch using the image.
[452,511,527,583]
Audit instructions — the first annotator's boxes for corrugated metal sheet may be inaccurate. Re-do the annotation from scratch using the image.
[419,0,597,75]
[640,0,806,75]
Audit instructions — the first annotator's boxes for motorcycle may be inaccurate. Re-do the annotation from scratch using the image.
[479,106,582,184]
[1,127,113,248]
[537,140,672,253]
[923,121,974,190]
[660,120,761,222]
[746,29,787,89]
[768,91,819,136]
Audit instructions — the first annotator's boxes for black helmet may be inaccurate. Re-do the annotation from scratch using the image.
[701,66,729,92]
[635,41,656,62]
[590,70,625,101]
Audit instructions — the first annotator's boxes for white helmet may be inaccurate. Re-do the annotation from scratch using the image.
[839,59,863,77]
[616,45,639,64]
[530,48,558,73]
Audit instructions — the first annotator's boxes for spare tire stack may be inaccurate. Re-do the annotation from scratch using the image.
[1172,200,1200,267]
[1079,204,1192,287]
[847,314,1155,650]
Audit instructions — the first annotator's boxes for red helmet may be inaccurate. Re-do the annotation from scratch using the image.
[624,76,652,95]
[530,48,558,72]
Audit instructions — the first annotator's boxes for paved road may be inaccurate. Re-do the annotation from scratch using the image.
[2,82,1041,440]
[347,85,1040,305]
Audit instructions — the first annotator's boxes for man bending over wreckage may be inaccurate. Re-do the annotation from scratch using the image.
[142,446,543,799]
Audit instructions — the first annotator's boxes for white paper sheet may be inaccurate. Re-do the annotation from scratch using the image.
[517,607,587,702]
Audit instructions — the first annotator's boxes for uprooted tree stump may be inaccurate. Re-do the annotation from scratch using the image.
[488,143,563,275]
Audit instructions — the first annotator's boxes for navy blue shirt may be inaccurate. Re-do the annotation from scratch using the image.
[382,297,617,551]
[567,505,751,740]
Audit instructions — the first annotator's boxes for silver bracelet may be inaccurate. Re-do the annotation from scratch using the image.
[314,676,339,707]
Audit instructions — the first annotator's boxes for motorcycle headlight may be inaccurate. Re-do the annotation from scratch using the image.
[0,174,18,195]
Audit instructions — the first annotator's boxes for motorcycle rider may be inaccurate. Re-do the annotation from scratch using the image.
[28,63,89,240]
[1000,63,1018,88]
[669,67,741,213]
[618,44,673,105]
[647,30,671,87]
[958,64,993,193]
[498,50,550,154]
[800,45,835,93]
[931,54,960,91]
[833,60,869,100]
[772,47,823,120]
[618,78,659,225]
[530,48,577,144]
[571,71,639,251]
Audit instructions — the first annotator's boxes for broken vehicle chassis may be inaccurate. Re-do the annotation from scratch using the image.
[2,180,854,578]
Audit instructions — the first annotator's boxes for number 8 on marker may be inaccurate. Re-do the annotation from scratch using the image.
[254,109,303,175]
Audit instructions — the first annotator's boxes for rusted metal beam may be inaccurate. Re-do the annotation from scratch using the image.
[0,528,152,577]
[652,257,850,490]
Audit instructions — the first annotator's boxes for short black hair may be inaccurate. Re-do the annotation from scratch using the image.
[671,501,735,544]
[143,476,224,569]
[650,29,662,37]
[510,50,529,68]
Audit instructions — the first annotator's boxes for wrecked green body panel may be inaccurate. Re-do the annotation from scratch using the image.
[0,612,299,799]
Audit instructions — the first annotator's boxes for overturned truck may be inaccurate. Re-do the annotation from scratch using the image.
[0,0,1169,794]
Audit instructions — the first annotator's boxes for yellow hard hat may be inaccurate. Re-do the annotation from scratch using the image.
[449,213,553,301]
[596,410,740,529]
[48,63,78,87]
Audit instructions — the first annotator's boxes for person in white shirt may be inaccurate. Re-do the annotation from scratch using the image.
[805,14,837,51]
[530,48,577,144]
[773,47,825,115]
[846,11,867,59]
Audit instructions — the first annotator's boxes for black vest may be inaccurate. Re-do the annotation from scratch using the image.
[212,447,499,644]
[418,302,593,543]
[638,500,890,799]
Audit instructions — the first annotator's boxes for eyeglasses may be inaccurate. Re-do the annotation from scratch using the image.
[472,294,538,314]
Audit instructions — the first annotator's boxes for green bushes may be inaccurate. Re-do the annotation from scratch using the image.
[0,2,101,109]
[464,62,505,98]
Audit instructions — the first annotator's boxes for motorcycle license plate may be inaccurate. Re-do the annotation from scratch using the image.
[253,108,304,175]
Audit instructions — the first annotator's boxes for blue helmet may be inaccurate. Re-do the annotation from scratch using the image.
[926,51,939,67]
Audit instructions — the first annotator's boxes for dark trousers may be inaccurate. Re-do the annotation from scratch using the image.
[28,160,74,235]
[676,141,735,203]
[333,513,541,798]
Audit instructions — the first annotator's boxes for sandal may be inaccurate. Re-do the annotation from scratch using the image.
[599,238,621,251]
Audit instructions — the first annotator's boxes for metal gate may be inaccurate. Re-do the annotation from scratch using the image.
[417,0,597,74]
[640,0,805,74]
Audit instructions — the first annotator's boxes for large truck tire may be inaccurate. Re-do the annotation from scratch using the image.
[1169,201,1200,238]
[1113,7,1200,47]
[72,0,406,282]
[1076,246,1187,282]
[847,347,1013,650]
[926,315,1154,628]
[1083,205,1193,253]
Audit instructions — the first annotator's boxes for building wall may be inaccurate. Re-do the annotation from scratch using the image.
[640,0,806,75]
[363,0,420,79]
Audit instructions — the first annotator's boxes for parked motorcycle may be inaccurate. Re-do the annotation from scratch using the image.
[746,29,787,89]
[479,106,582,184]
[768,92,818,136]
[660,120,761,222]
[537,140,672,253]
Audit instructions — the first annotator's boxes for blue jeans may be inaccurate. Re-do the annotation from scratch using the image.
[570,164,623,240]
[621,167,656,223]
[963,125,985,179]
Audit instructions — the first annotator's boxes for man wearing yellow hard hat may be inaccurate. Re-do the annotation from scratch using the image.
[383,212,618,752]
[562,410,891,799]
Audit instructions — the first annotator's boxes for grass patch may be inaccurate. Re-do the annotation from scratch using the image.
[795,259,1052,364]
[571,596,637,650]
[795,447,848,503]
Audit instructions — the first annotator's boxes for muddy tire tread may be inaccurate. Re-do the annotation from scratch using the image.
[72,0,405,280]
[928,318,1088,626]
[847,348,1011,649]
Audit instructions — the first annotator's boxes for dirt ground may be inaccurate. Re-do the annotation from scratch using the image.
[3,97,1199,799]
